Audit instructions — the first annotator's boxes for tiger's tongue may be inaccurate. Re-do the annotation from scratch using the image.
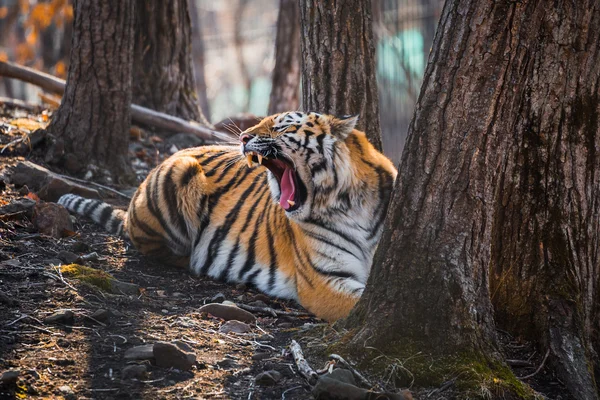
[280,167,296,210]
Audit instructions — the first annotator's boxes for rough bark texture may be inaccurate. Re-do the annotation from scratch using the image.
[344,0,600,398]
[45,0,134,184]
[132,0,200,121]
[299,0,382,151]
[268,0,301,115]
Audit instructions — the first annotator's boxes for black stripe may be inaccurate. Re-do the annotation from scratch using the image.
[145,166,187,249]
[199,173,264,275]
[303,229,362,260]
[199,151,229,167]
[219,186,269,281]
[98,206,113,230]
[180,164,200,186]
[204,154,239,177]
[237,190,270,280]
[130,204,162,238]
[287,230,314,289]
[304,216,366,258]
[162,167,188,239]
[265,201,278,290]
[83,199,102,216]
[71,197,85,213]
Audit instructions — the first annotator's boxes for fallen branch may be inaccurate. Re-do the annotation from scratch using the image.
[0,60,235,143]
[290,339,318,385]
[53,171,132,200]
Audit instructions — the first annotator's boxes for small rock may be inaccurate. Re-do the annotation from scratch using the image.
[247,300,268,308]
[44,310,74,324]
[255,370,282,386]
[257,334,274,342]
[198,303,256,323]
[56,338,70,348]
[222,300,237,307]
[110,279,140,295]
[80,252,99,262]
[17,185,30,195]
[90,309,110,323]
[278,322,293,329]
[251,352,271,361]
[71,241,90,253]
[253,293,270,303]
[327,368,356,386]
[32,202,73,238]
[38,177,100,202]
[0,369,20,384]
[219,320,252,334]
[153,341,196,371]
[312,375,412,400]
[57,250,79,264]
[124,344,155,361]
[121,364,147,380]
[216,358,239,370]
[210,292,226,303]
[58,385,76,400]
[235,283,247,291]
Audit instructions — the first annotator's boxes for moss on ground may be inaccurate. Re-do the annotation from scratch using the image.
[59,263,114,291]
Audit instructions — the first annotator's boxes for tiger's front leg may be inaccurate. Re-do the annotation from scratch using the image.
[295,275,364,322]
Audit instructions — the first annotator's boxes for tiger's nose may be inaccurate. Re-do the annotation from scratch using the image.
[240,134,253,144]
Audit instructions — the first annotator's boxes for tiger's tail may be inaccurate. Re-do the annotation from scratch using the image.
[58,194,127,237]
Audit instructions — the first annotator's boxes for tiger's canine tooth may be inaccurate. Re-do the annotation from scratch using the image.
[287,200,295,207]
[257,155,263,165]
[246,154,253,168]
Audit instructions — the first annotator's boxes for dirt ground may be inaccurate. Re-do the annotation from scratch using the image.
[0,104,574,400]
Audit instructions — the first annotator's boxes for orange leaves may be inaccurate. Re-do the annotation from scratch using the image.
[54,60,67,78]
[0,7,8,19]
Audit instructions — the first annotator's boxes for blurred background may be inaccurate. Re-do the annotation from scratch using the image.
[0,0,443,163]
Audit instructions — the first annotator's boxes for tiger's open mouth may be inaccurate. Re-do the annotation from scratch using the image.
[244,151,307,212]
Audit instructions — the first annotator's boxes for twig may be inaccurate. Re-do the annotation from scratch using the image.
[237,303,312,318]
[519,349,551,380]
[329,353,372,388]
[0,96,40,112]
[281,385,304,400]
[53,172,132,200]
[289,340,318,384]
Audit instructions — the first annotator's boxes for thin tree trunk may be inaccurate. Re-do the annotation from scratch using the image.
[268,0,300,114]
[45,0,135,184]
[234,0,252,113]
[189,0,211,121]
[344,0,600,398]
[299,0,382,151]
[132,0,200,121]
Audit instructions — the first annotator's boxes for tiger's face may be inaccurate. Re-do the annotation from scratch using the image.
[240,111,394,221]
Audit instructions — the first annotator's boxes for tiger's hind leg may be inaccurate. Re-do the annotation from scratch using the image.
[126,156,208,267]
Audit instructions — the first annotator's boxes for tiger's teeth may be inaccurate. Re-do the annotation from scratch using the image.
[257,155,263,165]
[246,154,253,168]
[287,200,295,207]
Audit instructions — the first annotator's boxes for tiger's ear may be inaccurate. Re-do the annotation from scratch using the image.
[329,115,358,139]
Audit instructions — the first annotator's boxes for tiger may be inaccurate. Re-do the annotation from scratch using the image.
[58,112,397,321]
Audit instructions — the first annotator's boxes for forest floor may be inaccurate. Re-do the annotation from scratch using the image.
[0,104,573,400]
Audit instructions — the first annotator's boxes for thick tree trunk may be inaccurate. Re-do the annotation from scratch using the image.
[299,0,382,151]
[45,0,135,184]
[132,0,200,121]
[268,0,300,114]
[343,0,600,398]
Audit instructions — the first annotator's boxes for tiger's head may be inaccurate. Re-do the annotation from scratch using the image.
[240,111,397,221]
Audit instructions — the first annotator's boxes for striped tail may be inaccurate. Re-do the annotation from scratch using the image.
[58,194,127,236]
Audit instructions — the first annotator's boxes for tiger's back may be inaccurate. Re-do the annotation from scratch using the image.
[61,112,397,321]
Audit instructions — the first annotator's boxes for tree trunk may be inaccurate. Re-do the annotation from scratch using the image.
[268,0,300,114]
[45,0,135,184]
[299,0,382,151]
[343,0,600,398]
[132,0,200,121]
[189,0,211,121]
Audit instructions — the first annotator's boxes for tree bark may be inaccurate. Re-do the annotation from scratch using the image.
[45,0,135,184]
[299,0,382,151]
[268,0,300,114]
[132,0,200,121]
[343,0,600,398]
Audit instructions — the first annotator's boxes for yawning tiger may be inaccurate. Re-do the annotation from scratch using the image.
[59,112,397,321]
